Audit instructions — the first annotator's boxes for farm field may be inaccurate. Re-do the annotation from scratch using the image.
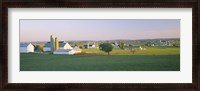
[82,47,180,55]
[20,53,180,71]
[20,19,181,71]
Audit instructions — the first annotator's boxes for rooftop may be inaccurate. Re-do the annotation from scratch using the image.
[20,43,32,47]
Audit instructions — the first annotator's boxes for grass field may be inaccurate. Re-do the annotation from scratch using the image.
[82,47,180,55]
[20,53,180,71]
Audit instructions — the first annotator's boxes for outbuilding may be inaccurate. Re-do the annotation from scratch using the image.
[43,42,51,51]
[73,47,82,54]
[53,49,75,55]
[20,43,34,53]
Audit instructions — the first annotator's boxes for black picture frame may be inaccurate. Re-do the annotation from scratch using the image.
[1,0,199,91]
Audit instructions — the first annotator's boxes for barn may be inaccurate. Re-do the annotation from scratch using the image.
[43,41,72,52]
[53,49,75,55]
[73,47,82,53]
[59,41,73,50]
[20,43,34,53]
[43,42,51,51]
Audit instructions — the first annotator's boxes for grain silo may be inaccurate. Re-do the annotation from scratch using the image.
[50,35,55,53]
[55,37,59,50]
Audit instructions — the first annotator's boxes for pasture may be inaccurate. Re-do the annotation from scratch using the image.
[82,46,180,55]
[20,53,180,71]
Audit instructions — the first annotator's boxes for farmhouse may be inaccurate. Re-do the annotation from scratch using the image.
[20,43,34,53]
[43,41,72,52]
[84,42,97,49]
[53,49,75,55]
[124,46,143,50]
[111,42,120,49]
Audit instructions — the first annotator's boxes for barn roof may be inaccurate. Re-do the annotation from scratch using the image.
[44,42,69,47]
[44,42,51,47]
[73,47,81,51]
[59,43,68,47]
[20,43,31,47]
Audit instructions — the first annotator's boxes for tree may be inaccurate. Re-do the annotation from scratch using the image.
[119,42,125,49]
[130,49,137,54]
[129,44,133,46]
[99,42,113,55]
[33,44,44,52]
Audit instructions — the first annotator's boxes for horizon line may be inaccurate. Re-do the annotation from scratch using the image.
[20,37,180,43]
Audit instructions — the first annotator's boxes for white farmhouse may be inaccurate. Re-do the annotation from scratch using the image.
[53,49,75,55]
[84,42,97,49]
[43,41,73,52]
[20,43,34,53]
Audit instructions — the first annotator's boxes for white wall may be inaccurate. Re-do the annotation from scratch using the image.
[20,44,34,53]
[89,45,96,48]
[27,44,34,52]
[53,50,75,55]
[43,47,51,51]
[63,43,73,49]
[59,47,64,50]
[20,47,27,53]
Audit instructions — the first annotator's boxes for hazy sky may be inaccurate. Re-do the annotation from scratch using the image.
[20,19,180,42]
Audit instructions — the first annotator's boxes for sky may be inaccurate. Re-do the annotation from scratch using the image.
[20,19,180,42]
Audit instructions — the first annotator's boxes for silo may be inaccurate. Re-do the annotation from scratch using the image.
[50,35,55,53]
[55,37,59,50]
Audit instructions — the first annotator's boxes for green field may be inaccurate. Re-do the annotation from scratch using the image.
[82,47,180,55]
[20,53,180,71]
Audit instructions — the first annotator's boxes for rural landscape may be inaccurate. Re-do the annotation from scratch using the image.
[20,19,180,71]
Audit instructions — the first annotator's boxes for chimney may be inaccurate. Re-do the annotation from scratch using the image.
[55,37,59,50]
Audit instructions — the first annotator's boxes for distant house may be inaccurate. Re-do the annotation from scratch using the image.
[84,42,97,49]
[124,46,143,50]
[43,41,73,52]
[20,43,34,53]
[53,49,75,55]
[112,42,119,49]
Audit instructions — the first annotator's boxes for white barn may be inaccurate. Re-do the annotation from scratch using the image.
[53,49,75,55]
[73,47,82,54]
[59,42,73,50]
[20,43,34,53]
[43,41,72,52]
